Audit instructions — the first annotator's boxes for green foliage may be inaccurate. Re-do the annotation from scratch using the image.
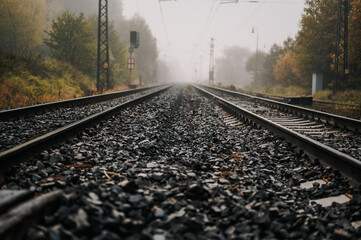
[45,11,96,77]
[0,0,46,55]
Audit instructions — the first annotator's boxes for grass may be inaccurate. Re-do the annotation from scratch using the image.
[0,54,96,109]
[240,85,309,97]
[313,89,361,105]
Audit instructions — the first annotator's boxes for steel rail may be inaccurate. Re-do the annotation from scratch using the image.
[0,86,172,174]
[0,190,64,240]
[0,86,157,121]
[194,85,361,184]
[201,85,361,132]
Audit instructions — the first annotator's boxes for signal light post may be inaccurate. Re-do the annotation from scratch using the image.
[128,31,139,86]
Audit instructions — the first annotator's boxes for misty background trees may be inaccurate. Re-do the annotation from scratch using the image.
[0,0,159,109]
[216,0,361,98]
[215,46,252,87]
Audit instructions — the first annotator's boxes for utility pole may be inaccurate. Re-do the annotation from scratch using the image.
[252,27,259,86]
[334,0,349,94]
[97,0,110,92]
[209,38,215,85]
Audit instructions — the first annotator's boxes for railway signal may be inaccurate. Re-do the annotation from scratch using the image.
[128,31,140,85]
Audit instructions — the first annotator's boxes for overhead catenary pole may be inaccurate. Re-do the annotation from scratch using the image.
[97,0,110,92]
[334,0,349,94]
[252,27,259,86]
[209,37,215,85]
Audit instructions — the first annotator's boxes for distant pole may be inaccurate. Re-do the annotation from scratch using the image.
[209,38,215,85]
[252,27,259,85]
[97,0,110,92]
[334,0,349,94]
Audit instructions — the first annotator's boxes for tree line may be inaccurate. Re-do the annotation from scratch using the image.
[217,0,361,95]
[0,0,158,109]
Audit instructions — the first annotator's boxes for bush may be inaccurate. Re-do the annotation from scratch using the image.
[244,85,309,97]
[314,89,361,105]
[0,55,96,109]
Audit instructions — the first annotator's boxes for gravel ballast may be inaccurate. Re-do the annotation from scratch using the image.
[1,86,360,239]
[0,88,161,152]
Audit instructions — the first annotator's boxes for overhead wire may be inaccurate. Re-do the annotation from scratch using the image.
[158,1,171,47]
[219,0,266,45]
[136,0,141,14]
[192,0,221,58]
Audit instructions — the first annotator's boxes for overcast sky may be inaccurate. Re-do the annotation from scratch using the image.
[122,0,306,81]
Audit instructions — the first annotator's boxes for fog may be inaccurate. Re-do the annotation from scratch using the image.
[47,0,306,86]
[123,0,305,86]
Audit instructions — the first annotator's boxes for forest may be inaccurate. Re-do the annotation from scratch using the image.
[0,0,158,109]
[216,0,361,103]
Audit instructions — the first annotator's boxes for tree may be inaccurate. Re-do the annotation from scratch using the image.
[296,0,338,88]
[261,44,282,86]
[262,38,296,86]
[120,14,158,85]
[0,0,45,54]
[215,46,252,87]
[349,0,361,88]
[45,11,96,76]
[274,51,302,87]
[246,51,266,85]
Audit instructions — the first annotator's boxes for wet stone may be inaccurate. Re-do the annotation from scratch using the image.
[0,87,359,240]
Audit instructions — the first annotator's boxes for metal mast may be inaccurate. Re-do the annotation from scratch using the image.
[209,38,215,85]
[334,0,349,94]
[97,0,110,92]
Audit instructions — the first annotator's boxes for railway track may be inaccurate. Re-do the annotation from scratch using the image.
[0,86,162,152]
[0,85,360,239]
[0,86,170,176]
[195,85,361,183]
[236,88,361,119]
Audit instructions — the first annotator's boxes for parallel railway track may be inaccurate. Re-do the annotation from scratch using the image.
[0,86,155,121]
[0,85,360,239]
[0,86,171,175]
[195,85,361,184]
[0,86,162,152]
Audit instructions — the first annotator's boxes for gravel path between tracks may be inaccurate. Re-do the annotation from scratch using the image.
[207,89,361,161]
[0,88,160,153]
[2,86,361,239]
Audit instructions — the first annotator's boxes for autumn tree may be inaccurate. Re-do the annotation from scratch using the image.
[274,51,302,87]
[0,0,45,55]
[349,0,361,88]
[296,0,338,88]
[45,11,96,76]
[261,37,297,86]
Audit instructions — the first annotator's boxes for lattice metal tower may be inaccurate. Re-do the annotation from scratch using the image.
[209,38,215,85]
[97,0,110,92]
[334,0,349,94]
